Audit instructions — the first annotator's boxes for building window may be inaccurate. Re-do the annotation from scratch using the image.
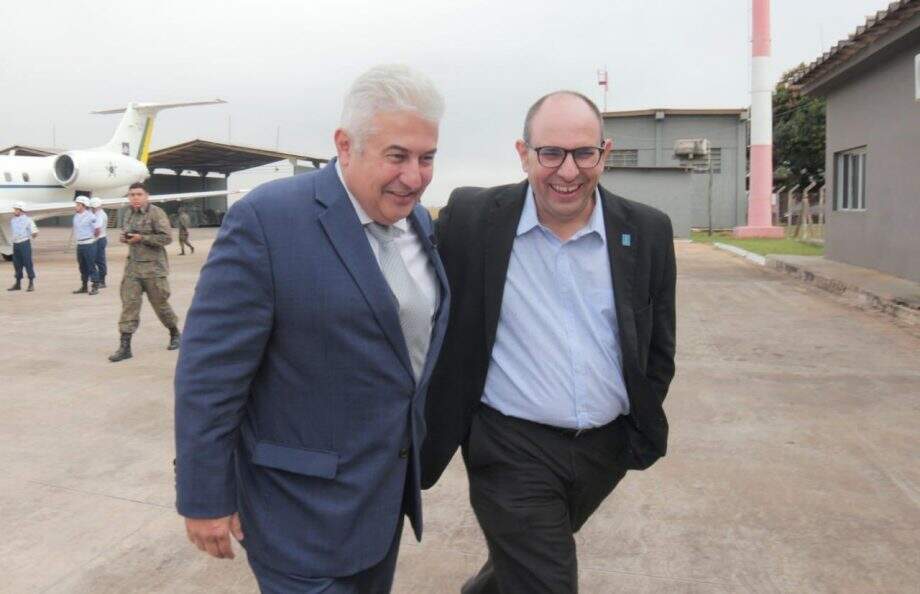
[22,172,30,182]
[690,148,721,173]
[3,172,11,182]
[607,149,638,167]
[834,147,867,211]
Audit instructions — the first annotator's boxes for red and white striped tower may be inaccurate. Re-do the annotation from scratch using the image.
[734,0,784,238]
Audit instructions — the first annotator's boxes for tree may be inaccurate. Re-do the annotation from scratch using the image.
[773,64,826,187]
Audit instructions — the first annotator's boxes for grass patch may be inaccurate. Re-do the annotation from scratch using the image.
[691,230,824,256]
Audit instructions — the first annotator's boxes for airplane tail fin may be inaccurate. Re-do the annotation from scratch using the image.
[93,100,226,164]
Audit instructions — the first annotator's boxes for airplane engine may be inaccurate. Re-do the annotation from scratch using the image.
[52,151,149,192]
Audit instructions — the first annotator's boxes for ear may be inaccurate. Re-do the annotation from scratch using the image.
[600,137,613,162]
[334,129,352,167]
[515,139,531,173]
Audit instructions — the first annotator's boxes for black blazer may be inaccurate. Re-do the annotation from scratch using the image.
[421,181,676,488]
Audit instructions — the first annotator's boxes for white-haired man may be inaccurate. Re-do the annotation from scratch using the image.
[7,201,38,292]
[175,64,449,593]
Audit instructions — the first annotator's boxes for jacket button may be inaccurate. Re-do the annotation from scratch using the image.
[399,448,409,459]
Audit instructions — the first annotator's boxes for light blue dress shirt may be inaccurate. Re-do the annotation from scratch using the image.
[73,210,97,241]
[481,186,629,430]
[11,214,36,243]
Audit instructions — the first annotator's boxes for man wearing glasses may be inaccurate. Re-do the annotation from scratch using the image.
[422,91,676,593]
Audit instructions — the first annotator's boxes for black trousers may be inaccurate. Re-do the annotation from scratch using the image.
[76,243,98,285]
[463,405,629,594]
[12,241,35,280]
[94,236,107,281]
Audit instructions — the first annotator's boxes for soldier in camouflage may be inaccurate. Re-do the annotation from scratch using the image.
[177,206,195,255]
[108,182,181,362]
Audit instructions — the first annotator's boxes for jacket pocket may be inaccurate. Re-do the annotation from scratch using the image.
[251,441,339,479]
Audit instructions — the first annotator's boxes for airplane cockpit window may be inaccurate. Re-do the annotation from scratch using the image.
[22,172,30,182]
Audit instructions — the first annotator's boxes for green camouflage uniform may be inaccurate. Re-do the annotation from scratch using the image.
[118,203,179,334]
[177,212,194,254]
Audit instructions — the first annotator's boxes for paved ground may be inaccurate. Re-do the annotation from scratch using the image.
[1,229,918,593]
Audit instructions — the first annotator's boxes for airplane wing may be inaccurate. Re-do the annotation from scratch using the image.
[1,189,246,220]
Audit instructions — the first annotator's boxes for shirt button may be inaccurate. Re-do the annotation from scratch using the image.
[399,448,409,459]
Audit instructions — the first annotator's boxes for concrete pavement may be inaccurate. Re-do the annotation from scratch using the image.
[1,229,918,593]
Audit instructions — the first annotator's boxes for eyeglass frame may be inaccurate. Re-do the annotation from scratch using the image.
[525,143,607,169]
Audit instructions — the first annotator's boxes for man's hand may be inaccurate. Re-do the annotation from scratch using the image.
[125,233,144,245]
[185,513,244,559]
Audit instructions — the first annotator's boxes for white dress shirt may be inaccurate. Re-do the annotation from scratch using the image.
[335,161,439,328]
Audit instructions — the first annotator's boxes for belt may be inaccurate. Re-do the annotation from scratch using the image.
[480,404,615,439]
[76,238,96,245]
[13,238,31,244]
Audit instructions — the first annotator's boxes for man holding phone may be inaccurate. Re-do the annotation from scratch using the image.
[108,182,181,362]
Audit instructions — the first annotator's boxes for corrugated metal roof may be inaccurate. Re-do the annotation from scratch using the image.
[0,145,61,157]
[790,0,920,91]
[147,139,328,175]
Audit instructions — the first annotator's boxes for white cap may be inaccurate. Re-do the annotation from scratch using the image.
[74,196,91,206]
[89,197,103,208]
[12,201,26,210]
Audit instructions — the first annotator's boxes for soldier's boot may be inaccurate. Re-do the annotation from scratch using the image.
[73,283,88,294]
[7,280,21,291]
[27,279,34,292]
[190,245,195,254]
[89,283,99,296]
[108,333,133,362]
[167,327,181,351]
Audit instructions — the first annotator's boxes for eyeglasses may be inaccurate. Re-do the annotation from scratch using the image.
[527,144,604,169]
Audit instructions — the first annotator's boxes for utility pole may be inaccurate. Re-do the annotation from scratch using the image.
[734,0,784,238]
[597,67,608,112]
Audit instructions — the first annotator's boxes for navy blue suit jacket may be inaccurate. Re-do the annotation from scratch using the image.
[174,160,450,578]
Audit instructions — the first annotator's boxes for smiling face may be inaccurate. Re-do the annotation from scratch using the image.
[516,94,611,235]
[335,110,439,225]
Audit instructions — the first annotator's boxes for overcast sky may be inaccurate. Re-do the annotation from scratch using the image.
[0,0,893,206]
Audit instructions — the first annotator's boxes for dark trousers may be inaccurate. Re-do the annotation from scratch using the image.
[94,236,107,282]
[76,243,98,285]
[462,405,629,594]
[12,241,35,280]
[247,518,403,594]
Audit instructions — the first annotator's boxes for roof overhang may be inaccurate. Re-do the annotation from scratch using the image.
[792,0,920,95]
[147,139,328,176]
[602,108,748,119]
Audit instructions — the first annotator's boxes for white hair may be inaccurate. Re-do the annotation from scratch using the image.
[340,64,445,151]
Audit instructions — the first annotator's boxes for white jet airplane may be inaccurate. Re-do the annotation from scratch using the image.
[0,100,239,259]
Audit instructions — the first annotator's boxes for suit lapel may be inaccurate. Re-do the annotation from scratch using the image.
[483,182,528,355]
[408,210,450,384]
[315,163,415,381]
[600,187,639,363]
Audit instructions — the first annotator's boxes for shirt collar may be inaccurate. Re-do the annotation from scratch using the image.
[335,160,409,232]
[517,185,607,245]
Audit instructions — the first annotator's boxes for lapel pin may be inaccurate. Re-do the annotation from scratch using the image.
[621,233,631,247]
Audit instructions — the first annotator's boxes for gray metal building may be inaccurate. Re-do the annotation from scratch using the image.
[600,108,749,237]
[792,0,920,282]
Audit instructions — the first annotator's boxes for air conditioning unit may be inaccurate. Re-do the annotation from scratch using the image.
[674,138,710,158]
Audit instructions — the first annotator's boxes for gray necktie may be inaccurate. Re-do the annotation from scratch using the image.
[366,222,432,381]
